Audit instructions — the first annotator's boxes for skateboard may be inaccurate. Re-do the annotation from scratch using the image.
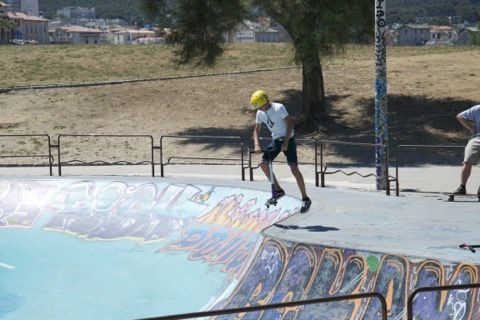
[265,196,278,208]
[447,194,480,202]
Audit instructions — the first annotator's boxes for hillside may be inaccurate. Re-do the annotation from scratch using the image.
[388,0,480,23]
[1,44,479,167]
[39,0,143,20]
[38,0,480,24]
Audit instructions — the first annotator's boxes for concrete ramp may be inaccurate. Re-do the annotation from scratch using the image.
[2,177,480,320]
[215,236,480,319]
[0,178,299,320]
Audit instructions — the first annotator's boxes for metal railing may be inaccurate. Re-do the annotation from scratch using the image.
[392,144,464,196]
[316,140,391,195]
[3,133,472,198]
[0,134,54,176]
[159,135,246,180]
[407,282,480,319]
[57,134,156,177]
[139,292,388,320]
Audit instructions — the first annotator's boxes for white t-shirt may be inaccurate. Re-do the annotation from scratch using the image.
[461,104,480,137]
[256,102,294,140]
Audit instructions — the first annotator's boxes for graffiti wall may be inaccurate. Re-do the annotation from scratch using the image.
[0,178,300,319]
[217,238,480,320]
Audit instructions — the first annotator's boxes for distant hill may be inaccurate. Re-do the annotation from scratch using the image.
[39,0,480,24]
[39,0,144,21]
[388,0,480,23]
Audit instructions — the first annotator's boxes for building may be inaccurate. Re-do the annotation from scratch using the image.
[50,25,103,45]
[57,7,95,24]
[225,18,294,43]
[110,28,156,44]
[255,27,278,42]
[5,0,38,16]
[231,20,256,43]
[270,21,291,42]
[426,25,456,45]
[393,24,432,46]
[4,0,18,12]
[0,0,6,14]
[7,11,48,44]
[226,19,288,43]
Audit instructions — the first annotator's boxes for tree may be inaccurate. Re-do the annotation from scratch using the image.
[0,17,15,44]
[142,0,374,122]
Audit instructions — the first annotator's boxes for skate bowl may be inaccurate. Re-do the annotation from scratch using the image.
[1,177,480,320]
[0,177,300,319]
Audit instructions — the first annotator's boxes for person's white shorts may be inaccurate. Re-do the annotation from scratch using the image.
[464,136,480,164]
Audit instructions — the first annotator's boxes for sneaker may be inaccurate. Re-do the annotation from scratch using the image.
[453,185,466,195]
[274,189,285,200]
[300,197,312,214]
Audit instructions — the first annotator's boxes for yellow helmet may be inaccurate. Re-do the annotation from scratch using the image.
[250,90,269,109]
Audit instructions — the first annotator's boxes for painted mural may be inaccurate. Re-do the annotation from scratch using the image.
[0,178,299,319]
[215,238,480,320]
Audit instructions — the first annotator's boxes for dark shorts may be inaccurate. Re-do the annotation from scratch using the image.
[262,137,298,166]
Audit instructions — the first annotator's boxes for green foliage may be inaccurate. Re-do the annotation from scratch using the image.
[257,0,373,65]
[169,0,247,66]
[0,17,15,30]
[472,30,480,45]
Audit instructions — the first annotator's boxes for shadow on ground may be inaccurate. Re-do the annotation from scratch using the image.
[175,90,477,166]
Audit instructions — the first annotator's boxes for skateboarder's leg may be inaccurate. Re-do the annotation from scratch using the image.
[458,138,480,191]
[461,162,472,186]
[290,165,307,199]
[260,160,282,191]
[261,143,283,193]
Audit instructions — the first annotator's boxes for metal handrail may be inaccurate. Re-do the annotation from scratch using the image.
[393,144,464,196]
[139,292,388,320]
[0,134,53,176]
[57,134,155,177]
[316,139,389,195]
[159,135,245,180]
[407,282,480,319]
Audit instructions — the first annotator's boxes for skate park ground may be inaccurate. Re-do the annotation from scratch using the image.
[4,163,480,263]
[2,163,480,319]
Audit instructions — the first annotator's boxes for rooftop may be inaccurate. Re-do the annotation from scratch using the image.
[7,11,49,22]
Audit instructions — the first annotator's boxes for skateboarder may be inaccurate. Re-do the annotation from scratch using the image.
[452,104,480,196]
[250,89,312,213]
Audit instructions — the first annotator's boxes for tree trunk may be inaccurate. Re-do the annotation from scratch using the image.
[293,36,326,122]
[302,56,326,121]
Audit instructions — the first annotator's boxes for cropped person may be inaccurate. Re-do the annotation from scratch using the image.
[452,104,480,195]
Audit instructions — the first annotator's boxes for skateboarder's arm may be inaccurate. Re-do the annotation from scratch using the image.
[253,123,262,153]
[281,115,294,151]
[457,113,476,135]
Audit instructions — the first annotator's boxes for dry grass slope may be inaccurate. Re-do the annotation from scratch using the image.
[0,43,479,166]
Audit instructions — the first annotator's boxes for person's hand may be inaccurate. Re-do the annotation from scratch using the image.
[281,142,288,152]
